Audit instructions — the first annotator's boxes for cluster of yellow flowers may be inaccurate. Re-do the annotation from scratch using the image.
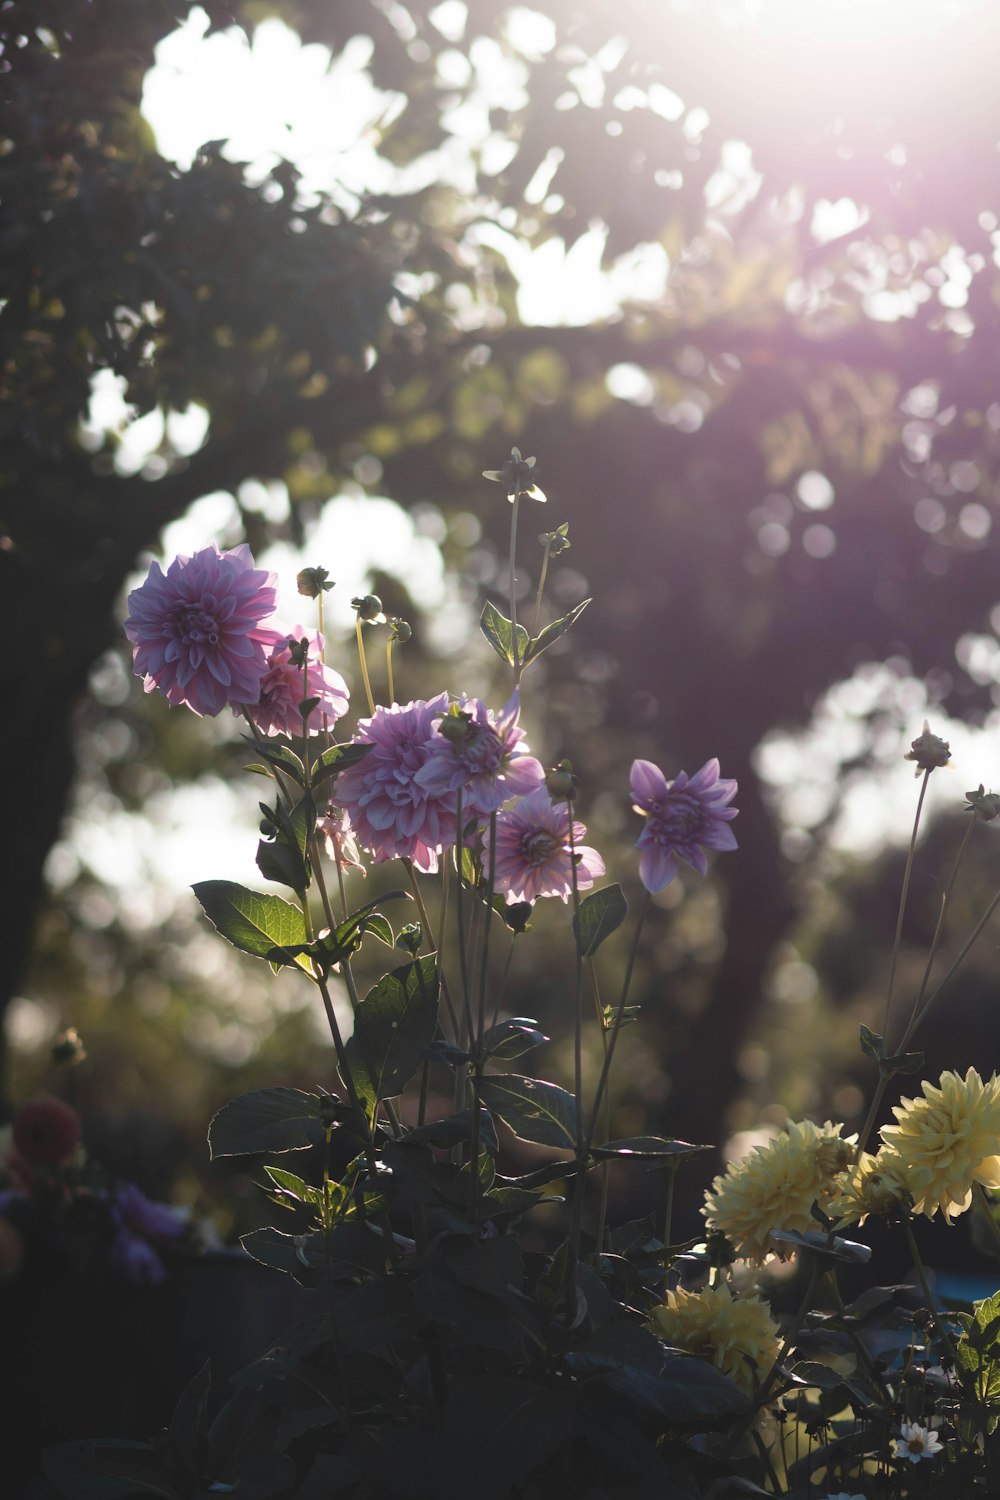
[648,1282,781,1397]
[704,1069,1000,1260]
[704,1119,855,1262]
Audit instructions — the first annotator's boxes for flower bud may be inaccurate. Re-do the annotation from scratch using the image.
[903,720,951,776]
[396,923,423,954]
[546,759,577,801]
[297,566,334,598]
[351,594,384,623]
[438,710,472,745]
[51,1027,86,1066]
[389,617,412,644]
[286,636,309,669]
[966,785,1000,821]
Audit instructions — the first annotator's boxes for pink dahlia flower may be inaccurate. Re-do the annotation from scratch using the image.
[248,626,350,737]
[482,786,605,904]
[630,757,738,893]
[415,691,545,815]
[334,694,457,873]
[124,543,278,716]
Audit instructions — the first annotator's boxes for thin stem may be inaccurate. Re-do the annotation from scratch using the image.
[402,857,460,1040]
[453,789,475,1048]
[355,616,375,715]
[477,812,498,1049]
[662,1163,677,1250]
[490,932,519,1034]
[723,1259,820,1456]
[899,812,976,1047]
[903,1217,959,1367]
[509,491,522,686]
[386,636,395,705]
[907,885,1000,1041]
[531,540,552,636]
[881,769,930,1043]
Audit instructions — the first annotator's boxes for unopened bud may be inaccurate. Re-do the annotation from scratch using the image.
[546,759,577,801]
[966,785,1000,821]
[390,617,412,644]
[297,566,334,598]
[51,1028,86,1066]
[286,636,309,668]
[438,710,472,745]
[903,720,951,776]
[351,594,384,623]
[396,923,423,954]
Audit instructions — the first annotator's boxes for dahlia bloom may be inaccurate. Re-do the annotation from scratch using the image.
[248,625,350,737]
[830,1146,912,1225]
[630,757,738,893]
[648,1282,781,1398]
[879,1067,1000,1222]
[415,692,544,815]
[704,1120,855,1263]
[125,543,278,716]
[334,695,456,873]
[108,1181,187,1287]
[12,1096,82,1167]
[481,786,605,904]
[894,1421,943,1463]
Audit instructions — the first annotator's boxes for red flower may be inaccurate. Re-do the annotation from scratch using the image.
[12,1095,82,1166]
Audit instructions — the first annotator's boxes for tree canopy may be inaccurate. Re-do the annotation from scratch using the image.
[7,0,1000,1141]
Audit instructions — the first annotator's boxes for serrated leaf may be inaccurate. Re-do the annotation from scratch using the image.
[404,1108,498,1153]
[480,600,529,668]
[192,881,309,968]
[573,883,627,957]
[478,1073,578,1149]
[955,1291,1000,1407]
[523,598,591,666]
[342,955,440,1111]
[209,1088,326,1159]
[263,1164,315,1204]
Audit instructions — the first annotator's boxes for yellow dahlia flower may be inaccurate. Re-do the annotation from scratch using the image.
[704,1120,854,1262]
[648,1282,781,1397]
[830,1147,912,1224]
[880,1067,1000,1222]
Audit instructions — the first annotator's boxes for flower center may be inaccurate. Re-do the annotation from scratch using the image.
[175,595,222,647]
[523,828,560,866]
[659,793,702,840]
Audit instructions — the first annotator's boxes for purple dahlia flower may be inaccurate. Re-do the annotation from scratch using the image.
[249,625,350,738]
[630,757,738,893]
[415,692,545,815]
[334,694,457,873]
[482,786,605,904]
[124,543,278,716]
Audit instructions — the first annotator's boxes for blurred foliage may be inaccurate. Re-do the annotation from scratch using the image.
[8,0,1000,1203]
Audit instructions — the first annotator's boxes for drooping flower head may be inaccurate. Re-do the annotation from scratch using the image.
[415,692,545,815]
[482,786,605,904]
[333,695,456,873]
[704,1119,855,1263]
[648,1282,781,1398]
[630,757,738,893]
[248,626,350,738]
[894,1421,943,1463]
[125,543,278,716]
[879,1067,1000,1222]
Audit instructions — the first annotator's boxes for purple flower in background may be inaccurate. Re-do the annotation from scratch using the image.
[248,626,350,737]
[415,692,545,815]
[334,695,457,873]
[482,786,605,903]
[630,757,738,893]
[108,1181,188,1286]
[124,543,278,716]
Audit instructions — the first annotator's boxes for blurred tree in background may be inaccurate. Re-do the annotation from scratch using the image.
[7,0,1000,1194]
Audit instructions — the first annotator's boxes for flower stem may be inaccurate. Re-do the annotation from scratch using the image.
[386,636,395,705]
[882,768,930,1044]
[531,538,552,636]
[509,491,522,687]
[356,616,375,715]
[903,1217,959,1366]
[898,812,976,1049]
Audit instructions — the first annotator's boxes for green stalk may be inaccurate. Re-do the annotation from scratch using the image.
[531,537,552,636]
[355,615,375,715]
[509,490,522,687]
[881,768,930,1043]
[903,1217,959,1366]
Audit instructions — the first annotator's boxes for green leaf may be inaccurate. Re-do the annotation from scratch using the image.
[240,1226,322,1287]
[342,954,440,1110]
[263,1164,316,1205]
[208,1087,326,1159]
[523,598,591,666]
[884,1049,925,1075]
[309,740,374,788]
[256,837,308,892]
[481,1017,549,1061]
[589,1136,712,1164]
[573,883,628,957]
[43,1441,181,1499]
[859,1024,885,1062]
[478,1073,577,1149]
[239,737,305,785]
[480,600,529,668]
[192,881,309,968]
[956,1292,1000,1407]
[364,913,395,946]
[404,1108,498,1153]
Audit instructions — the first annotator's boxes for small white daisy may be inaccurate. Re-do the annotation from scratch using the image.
[894,1420,943,1462]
